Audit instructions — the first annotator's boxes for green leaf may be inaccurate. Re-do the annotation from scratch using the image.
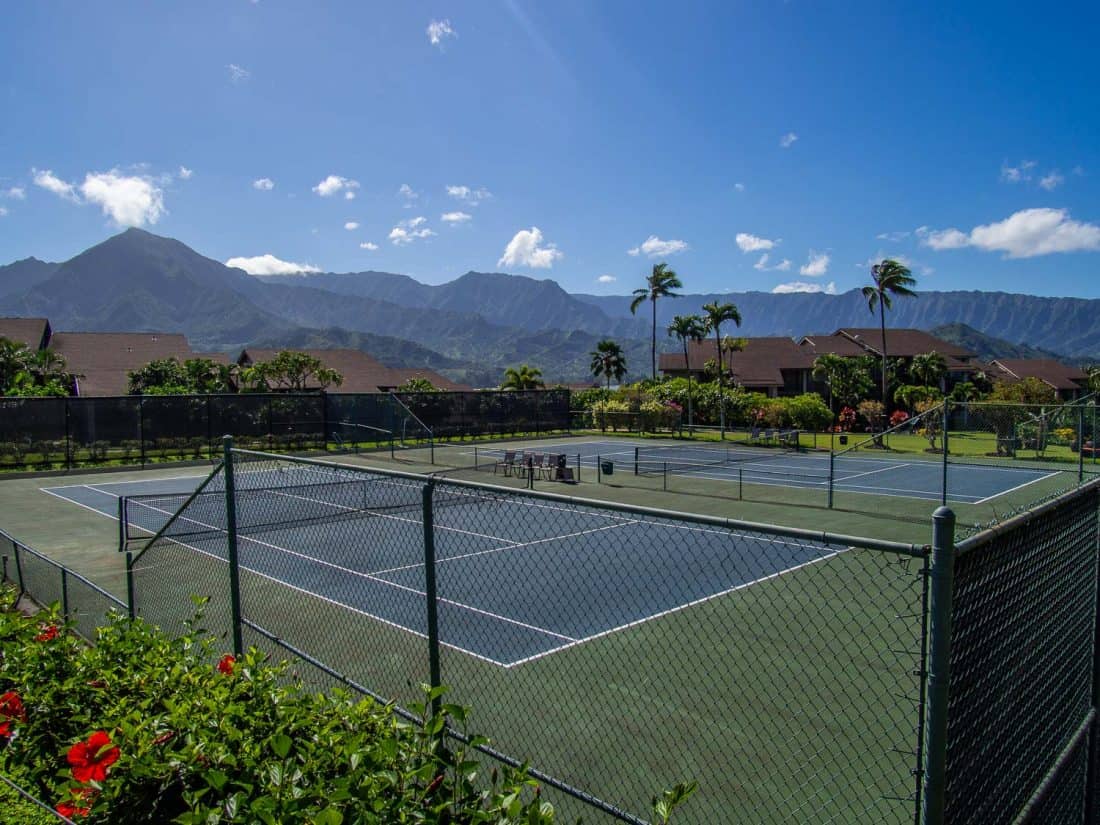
[205,769,229,792]
[270,732,292,759]
[313,808,344,825]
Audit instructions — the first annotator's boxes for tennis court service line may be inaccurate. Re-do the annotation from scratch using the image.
[831,462,912,483]
[40,486,122,519]
[504,542,847,669]
[970,469,1062,505]
[369,519,644,577]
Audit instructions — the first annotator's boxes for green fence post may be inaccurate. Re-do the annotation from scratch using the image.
[64,398,72,469]
[60,568,69,618]
[222,436,244,657]
[827,438,836,510]
[941,400,950,506]
[117,495,127,553]
[125,551,135,620]
[634,446,639,476]
[922,506,956,825]
[138,396,146,466]
[1078,404,1085,483]
[421,479,442,718]
[12,539,24,599]
[597,455,602,484]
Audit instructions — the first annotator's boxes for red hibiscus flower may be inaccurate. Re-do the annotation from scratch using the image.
[0,691,26,722]
[0,721,12,739]
[67,731,120,783]
[35,624,59,642]
[217,654,236,675]
[56,800,91,819]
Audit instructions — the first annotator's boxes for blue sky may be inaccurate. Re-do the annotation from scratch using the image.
[2,1,1098,298]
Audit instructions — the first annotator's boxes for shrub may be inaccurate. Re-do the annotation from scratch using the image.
[591,399,633,432]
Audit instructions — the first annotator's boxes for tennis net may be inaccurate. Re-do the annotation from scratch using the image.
[121,472,495,547]
[634,436,800,476]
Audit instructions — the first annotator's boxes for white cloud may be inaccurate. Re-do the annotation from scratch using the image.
[178,166,193,180]
[445,184,491,205]
[734,182,745,192]
[32,168,79,201]
[226,254,321,275]
[772,280,837,294]
[227,63,251,83]
[1001,160,1036,183]
[441,211,471,224]
[876,230,910,242]
[427,19,456,47]
[736,232,777,253]
[779,132,798,148]
[252,177,275,190]
[389,216,435,246]
[1039,171,1064,191]
[753,253,791,271]
[359,241,379,251]
[627,235,688,258]
[2,186,26,200]
[800,251,830,277]
[918,208,1100,258]
[313,175,360,197]
[81,171,165,226]
[597,274,616,283]
[498,227,563,269]
[398,183,419,206]
[0,206,7,217]
[344,221,359,231]
[1072,166,1085,176]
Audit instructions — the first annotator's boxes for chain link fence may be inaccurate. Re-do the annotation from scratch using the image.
[7,442,1100,823]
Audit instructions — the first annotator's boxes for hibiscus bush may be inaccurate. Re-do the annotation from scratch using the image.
[0,594,553,824]
[0,589,695,824]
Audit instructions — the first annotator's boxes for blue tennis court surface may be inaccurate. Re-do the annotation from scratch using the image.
[474,439,1060,504]
[43,471,843,667]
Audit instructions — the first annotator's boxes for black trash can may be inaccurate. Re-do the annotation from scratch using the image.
[600,460,614,476]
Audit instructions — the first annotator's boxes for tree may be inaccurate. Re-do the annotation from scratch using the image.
[590,339,628,390]
[400,376,437,392]
[702,301,742,435]
[861,259,917,408]
[811,354,874,412]
[0,337,74,396]
[630,262,683,380]
[501,364,544,390]
[910,351,947,390]
[667,314,706,426]
[183,358,236,393]
[1087,365,1100,394]
[127,358,191,395]
[247,351,343,392]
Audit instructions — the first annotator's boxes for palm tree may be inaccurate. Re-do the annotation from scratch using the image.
[630,262,683,380]
[501,364,544,390]
[862,259,917,408]
[667,314,706,427]
[590,339,627,390]
[702,301,742,436]
[910,351,947,391]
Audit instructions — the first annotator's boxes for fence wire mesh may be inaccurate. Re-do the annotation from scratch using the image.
[946,482,1100,824]
[117,447,934,823]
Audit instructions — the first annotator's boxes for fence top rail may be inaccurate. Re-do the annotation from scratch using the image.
[229,446,929,557]
[954,475,1100,557]
[0,528,127,610]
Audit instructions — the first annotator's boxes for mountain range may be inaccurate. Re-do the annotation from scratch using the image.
[1,228,1097,385]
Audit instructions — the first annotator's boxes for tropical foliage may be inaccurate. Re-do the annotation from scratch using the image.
[500,364,544,390]
[0,337,73,397]
[862,259,917,408]
[701,301,742,430]
[590,339,628,389]
[630,262,683,379]
[811,354,875,412]
[240,351,343,392]
[127,358,237,395]
[667,314,706,425]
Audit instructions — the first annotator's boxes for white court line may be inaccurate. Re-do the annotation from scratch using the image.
[371,520,643,576]
[505,544,846,668]
[131,533,516,668]
[130,500,574,650]
[832,463,912,482]
[971,470,1062,505]
[40,486,119,519]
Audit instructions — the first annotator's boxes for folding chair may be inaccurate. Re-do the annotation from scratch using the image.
[493,450,517,476]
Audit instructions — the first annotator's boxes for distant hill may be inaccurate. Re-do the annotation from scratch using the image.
[929,323,1074,364]
[4,229,1099,384]
[0,257,59,299]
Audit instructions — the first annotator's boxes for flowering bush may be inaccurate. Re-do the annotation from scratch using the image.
[889,410,910,428]
[837,407,857,432]
[1,591,613,824]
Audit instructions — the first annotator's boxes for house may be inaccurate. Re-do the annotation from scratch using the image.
[658,337,818,397]
[387,367,470,392]
[236,348,469,393]
[48,332,197,396]
[987,359,1091,401]
[0,317,52,351]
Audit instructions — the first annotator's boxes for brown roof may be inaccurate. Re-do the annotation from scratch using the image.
[0,317,51,351]
[238,348,403,393]
[49,332,196,396]
[387,367,470,391]
[659,337,814,387]
[191,351,233,366]
[990,359,1090,392]
[797,334,870,357]
[834,328,975,359]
